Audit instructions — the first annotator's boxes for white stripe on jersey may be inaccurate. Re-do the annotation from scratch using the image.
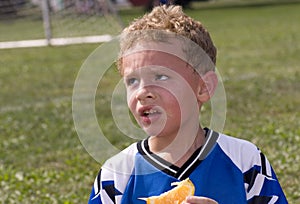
[217,134,261,173]
[178,130,214,179]
[246,173,276,200]
[264,154,272,177]
[93,177,99,196]
[246,173,265,200]
[141,140,177,174]
[269,196,279,204]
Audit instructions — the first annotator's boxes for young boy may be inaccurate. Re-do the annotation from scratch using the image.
[88,5,287,204]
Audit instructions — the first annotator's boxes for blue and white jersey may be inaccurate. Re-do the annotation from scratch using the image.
[88,129,287,204]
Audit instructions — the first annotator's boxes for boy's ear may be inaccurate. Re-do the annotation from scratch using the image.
[196,71,218,103]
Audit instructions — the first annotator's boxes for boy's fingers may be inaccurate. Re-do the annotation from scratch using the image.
[185,196,218,204]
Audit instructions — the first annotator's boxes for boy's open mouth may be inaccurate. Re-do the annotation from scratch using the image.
[142,109,159,116]
[137,106,164,125]
[138,107,161,118]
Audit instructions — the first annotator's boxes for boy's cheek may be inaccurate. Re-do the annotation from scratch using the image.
[127,96,139,119]
[126,90,136,106]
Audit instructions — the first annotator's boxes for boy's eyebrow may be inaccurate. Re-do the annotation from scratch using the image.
[122,69,136,77]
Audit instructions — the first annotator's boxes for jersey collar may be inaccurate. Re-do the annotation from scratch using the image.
[137,128,219,180]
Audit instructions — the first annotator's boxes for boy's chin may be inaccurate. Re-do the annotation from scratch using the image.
[142,129,160,137]
[142,125,164,137]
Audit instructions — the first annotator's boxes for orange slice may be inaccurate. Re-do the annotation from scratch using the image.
[139,178,195,204]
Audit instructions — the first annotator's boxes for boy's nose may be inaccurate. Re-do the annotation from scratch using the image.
[135,86,156,102]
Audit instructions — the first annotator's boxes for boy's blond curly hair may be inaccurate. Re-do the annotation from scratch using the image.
[118,5,217,74]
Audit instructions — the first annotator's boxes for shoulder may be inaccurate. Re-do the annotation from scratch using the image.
[217,133,258,153]
[102,142,138,175]
[89,142,139,204]
[216,133,262,173]
[208,130,287,203]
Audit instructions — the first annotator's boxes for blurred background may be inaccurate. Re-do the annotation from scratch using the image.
[0,0,299,203]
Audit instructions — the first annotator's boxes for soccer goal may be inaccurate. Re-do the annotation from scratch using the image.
[0,0,125,49]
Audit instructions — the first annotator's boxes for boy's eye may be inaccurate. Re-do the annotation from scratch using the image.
[126,78,139,86]
[155,74,169,81]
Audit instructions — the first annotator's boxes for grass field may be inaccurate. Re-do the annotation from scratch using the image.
[1,1,300,203]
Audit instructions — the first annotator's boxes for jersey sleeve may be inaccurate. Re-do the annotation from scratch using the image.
[87,143,137,204]
[88,170,104,204]
[244,150,288,204]
[88,168,125,204]
[218,134,287,204]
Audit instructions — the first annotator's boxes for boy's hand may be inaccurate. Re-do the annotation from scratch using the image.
[183,196,218,204]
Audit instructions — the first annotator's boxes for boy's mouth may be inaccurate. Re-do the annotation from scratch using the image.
[138,106,161,118]
[142,109,159,116]
[137,106,167,130]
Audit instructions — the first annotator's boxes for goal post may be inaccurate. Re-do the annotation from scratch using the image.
[0,0,125,48]
[41,0,51,44]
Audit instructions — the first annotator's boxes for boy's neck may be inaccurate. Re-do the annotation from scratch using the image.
[148,126,206,167]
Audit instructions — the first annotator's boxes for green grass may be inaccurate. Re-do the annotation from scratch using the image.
[1,1,300,203]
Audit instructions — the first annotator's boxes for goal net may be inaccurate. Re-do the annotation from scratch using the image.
[0,0,124,48]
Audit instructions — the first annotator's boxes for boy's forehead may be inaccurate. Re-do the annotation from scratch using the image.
[122,50,185,68]
[122,37,188,65]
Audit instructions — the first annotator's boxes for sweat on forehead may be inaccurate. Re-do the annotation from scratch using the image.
[118,30,215,75]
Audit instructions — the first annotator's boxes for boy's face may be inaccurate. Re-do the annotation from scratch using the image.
[122,50,202,138]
